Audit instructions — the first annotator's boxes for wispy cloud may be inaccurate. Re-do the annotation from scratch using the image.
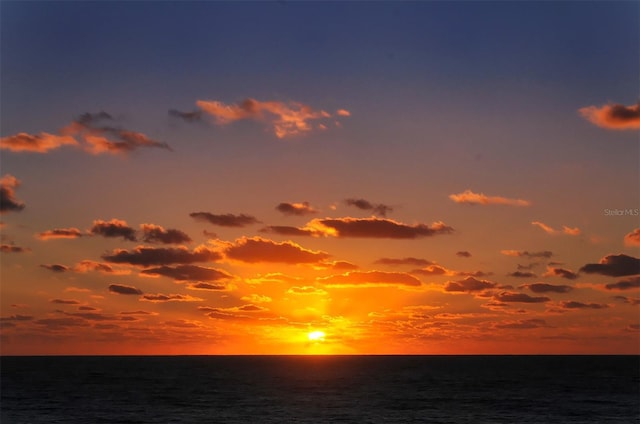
[579,102,640,130]
[449,190,530,207]
[222,236,330,264]
[36,228,84,240]
[287,286,328,295]
[624,229,640,247]
[501,250,553,259]
[305,217,453,239]
[374,257,433,267]
[531,221,580,236]
[579,254,640,277]
[0,175,25,214]
[0,132,77,153]
[140,293,203,302]
[317,271,421,287]
[495,318,550,329]
[275,202,317,216]
[344,198,393,217]
[190,212,260,228]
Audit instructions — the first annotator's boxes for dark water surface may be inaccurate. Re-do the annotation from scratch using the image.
[1,355,639,423]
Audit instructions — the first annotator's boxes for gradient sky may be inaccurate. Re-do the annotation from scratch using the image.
[1,1,638,355]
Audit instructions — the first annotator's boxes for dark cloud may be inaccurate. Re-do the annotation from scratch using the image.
[40,264,69,273]
[140,223,192,244]
[507,271,537,278]
[374,257,433,267]
[493,292,550,303]
[50,299,80,305]
[501,250,553,258]
[102,245,221,267]
[495,318,549,329]
[318,271,422,287]
[36,228,84,240]
[140,265,232,282]
[223,236,330,264]
[611,296,640,305]
[0,244,30,253]
[0,175,25,213]
[0,314,33,322]
[604,276,640,291]
[34,317,89,328]
[520,283,573,294]
[260,226,317,237]
[559,301,609,310]
[74,260,121,274]
[579,254,640,277]
[310,217,453,239]
[89,219,137,241]
[169,109,204,122]
[444,277,497,292]
[78,306,97,311]
[543,267,579,280]
[344,198,393,217]
[140,293,203,302]
[579,102,640,130]
[275,202,317,216]
[456,251,472,258]
[190,212,260,227]
[188,282,228,291]
[108,284,143,295]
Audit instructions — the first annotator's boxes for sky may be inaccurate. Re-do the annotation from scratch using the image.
[1,1,638,355]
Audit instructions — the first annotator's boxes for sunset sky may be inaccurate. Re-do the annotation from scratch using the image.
[1,1,638,355]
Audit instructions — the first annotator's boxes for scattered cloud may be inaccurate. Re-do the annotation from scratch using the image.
[241,294,272,303]
[140,293,203,302]
[140,265,232,282]
[579,102,640,130]
[493,292,550,303]
[192,98,344,138]
[188,282,228,291]
[495,318,550,329]
[0,174,25,213]
[0,314,33,322]
[344,198,393,217]
[624,229,640,247]
[190,212,260,228]
[507,271,537,278]
[374,257,433,267]
[36,228,84,240]
[449,190,530,206]
[531,221,581,236]
[0,244,30,253]
[317,271,422,287]
[501,250,553,259]
[168,109,203,122]
[543,266,579,280]
[520,283,573,294]
[40,264,69,273]
[306,217,453,239]
[260,225,318,237]
[605,276,640,291]
[444,277,497,292]
[89,219,137,241]
[102,245,222,267]
[140,224,192,245]
[456,251,472,258]
[50,299,80,305]
[108,284,143,295]
[73,260,130,275]
[0,132,78,153]
[559,301,609,310]
[223,236,330,264]
[579,254,640,277]
[275,202,317,216]
[287,286,328,295]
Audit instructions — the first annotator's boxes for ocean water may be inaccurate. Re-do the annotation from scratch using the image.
[1,355,638,423]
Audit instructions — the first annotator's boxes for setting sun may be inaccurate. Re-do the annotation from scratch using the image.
[308,331,326,342]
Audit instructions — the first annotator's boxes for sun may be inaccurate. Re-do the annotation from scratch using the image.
[307,330,326,342]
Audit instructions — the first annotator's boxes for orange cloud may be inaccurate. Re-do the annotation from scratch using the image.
[287,286,328,295]
[36,227,84,240]
[193,98,344,138]
[140,293,203,302]
[336,109,351,117]
[449,190,531,206]
[0,132,77,153]
[579,102,640,130]
[0,174,25,214]
[223,236,330,264]
[624,229,640,247]
[305,217,453,239]
[531,221,581,236]
[444,277,497,292]
[501,250,553,259]
[275,202,317,216]
[73,260,130,275]
[317,271,422,287]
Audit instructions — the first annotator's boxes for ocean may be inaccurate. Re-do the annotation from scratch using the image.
[1,355,638,423]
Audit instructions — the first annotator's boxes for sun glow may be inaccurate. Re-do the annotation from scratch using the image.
[307,330,326,342]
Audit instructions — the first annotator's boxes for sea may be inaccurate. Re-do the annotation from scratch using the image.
[1,355,638,423]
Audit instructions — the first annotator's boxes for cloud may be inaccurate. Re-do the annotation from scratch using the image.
[0,244,30,253]
[495,318,549,329]
[73,260,130,275]
[140,224,192,244]
[50,298,80,305]
[275,202,317,216]
[344,198,393,217]
[611,296,640,305]
[336,109,351,117]
[444,277,497,292]
[108,284,143,295]
[605,276,640,291]
[36,228,84,240]
[0,314,33,322]
[40,264,69,273]
[624,229,640,247]
[0,174,25,213]
[493,292,550,303]
[306,217,453,239]
[193,98,342,138]
[168,109,203,122]
[287,286,328,295]
[579,254,640,277]
[140,293,203,302]
[188,282,229,291]
[241,294,272,303]
[260,226,318,237]
[559,301,609,310]
[374,257,433,266]
[102,245,222,267]
[579,102,640,130]
[543,266,579,280]
[501,250,553,259]
[456,251,472,258]
[190,212,260,227]
[449,190,531,206]
[507,271,537,278]
[322,261,359,271]
[531,221,581,236]
[140,265,232,282]
[223,236,330,264]
[89,219,137,241]
[2,112,171,155]
[317,271,422,287]
[520,283,573,293]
